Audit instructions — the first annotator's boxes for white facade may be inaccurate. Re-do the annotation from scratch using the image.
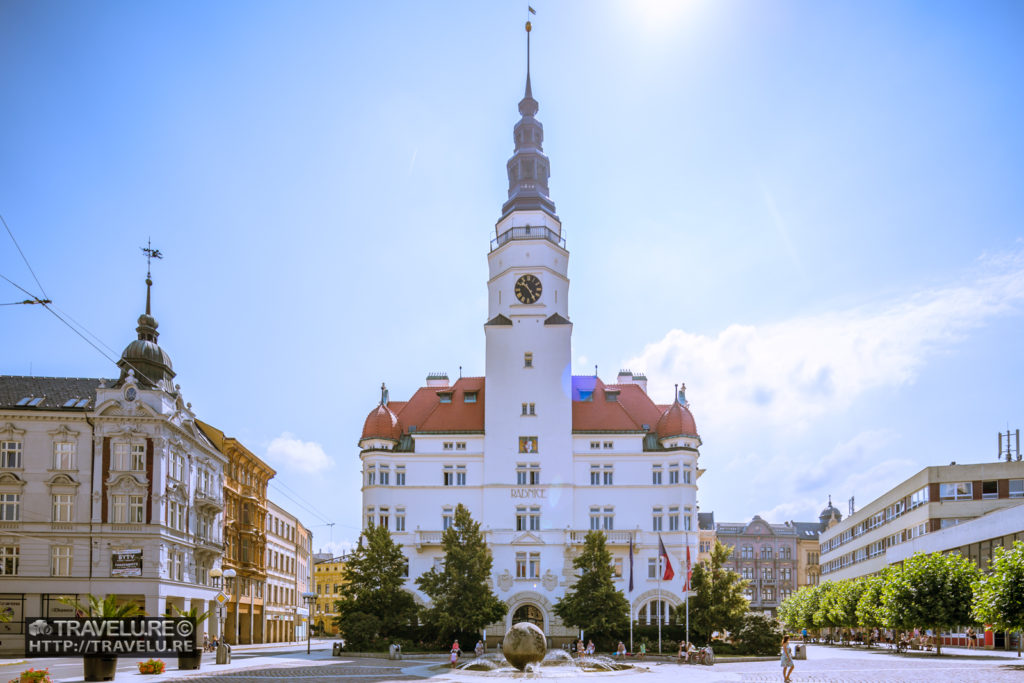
[266,500,312,642]
[359,62,702,641]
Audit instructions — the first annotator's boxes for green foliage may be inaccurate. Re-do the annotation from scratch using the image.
[416,504,507,639]
[829,579,866,629]
[736,611,783,655]
[687,540,749,643]
[855,573,888,629]
[778,585,816,631]
[553,530,630,640]
[170,604,211,625]
[334,523,417,647]
[973,541,1024,634]
[58,594,145,618]
[813,581,841,629]
[882,551,980,655]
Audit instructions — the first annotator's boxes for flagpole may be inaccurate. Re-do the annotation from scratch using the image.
[685,532,690,652]
[628,534,634,654]
[657,544,662,654]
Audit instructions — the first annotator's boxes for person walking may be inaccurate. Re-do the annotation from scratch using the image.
[966,627,975,650]
[780,635,794,682]
[450,639,460,668]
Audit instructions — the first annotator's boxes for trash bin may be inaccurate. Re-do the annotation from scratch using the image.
[216,643,232,665]
[793,644,807,660]
[83,655,118,681]
[388,643,402,660]
[332,641,344,656]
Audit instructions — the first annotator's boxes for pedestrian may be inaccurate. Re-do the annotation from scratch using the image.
[616,641,626,659]
[801,627,808,643]
[586,639,594,656]
[780,635,794,682]
[577,639,584,658]
[966,627,975,650]
[450,639,460,668]
[638,642,646,660]
[677,640,684,664]
[475,640,484,657]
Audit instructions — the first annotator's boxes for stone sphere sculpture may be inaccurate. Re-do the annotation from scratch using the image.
[502,621,547,670]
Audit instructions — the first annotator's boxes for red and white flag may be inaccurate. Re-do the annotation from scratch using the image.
[683,544,692,592]
[658,534,675,581]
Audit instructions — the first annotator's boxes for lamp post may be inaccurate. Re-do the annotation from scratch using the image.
[210,567,236,664]
[301,592,317,655]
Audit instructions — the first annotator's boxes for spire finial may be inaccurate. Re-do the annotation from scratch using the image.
[140,238,163,316]
[380,382,389,406]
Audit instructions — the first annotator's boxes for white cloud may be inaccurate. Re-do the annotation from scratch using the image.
[625,251,1024,436]
[266,433,333,474]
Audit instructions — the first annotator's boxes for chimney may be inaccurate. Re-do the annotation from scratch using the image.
[616,369,633,385]
[632,373,647,394]
[425,372,450,388]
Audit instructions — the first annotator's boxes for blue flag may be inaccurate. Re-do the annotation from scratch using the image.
[628,537,634,592]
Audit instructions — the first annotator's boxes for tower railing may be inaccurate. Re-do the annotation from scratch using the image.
[490,225,565,251]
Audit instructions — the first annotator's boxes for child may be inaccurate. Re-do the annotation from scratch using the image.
[780,635,794,682]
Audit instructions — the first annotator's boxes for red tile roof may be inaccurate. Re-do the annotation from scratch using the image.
[655,400,699,439]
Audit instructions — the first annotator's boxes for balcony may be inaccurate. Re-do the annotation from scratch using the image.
[194,490,224,512]
[415,530,444,550]
[568,530,635,546]
[193,535,224,555]
[490,225,565,252]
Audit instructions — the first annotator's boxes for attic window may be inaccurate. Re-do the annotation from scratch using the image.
[63,399,79,407]
[605,390,619,402]
[579,390,593,402]
[27,397,44,407]
[16,397,32,406]
[439,392,453,404]
[76,399,89,408]
[464,392,478,404]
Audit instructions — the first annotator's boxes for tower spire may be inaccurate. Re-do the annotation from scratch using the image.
[141,238,163,317]
[501,12,556,220]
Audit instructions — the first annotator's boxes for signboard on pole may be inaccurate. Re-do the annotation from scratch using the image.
[111,549,143,577]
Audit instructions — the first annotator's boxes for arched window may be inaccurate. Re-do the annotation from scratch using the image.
[513,604,543,628]
[636,600,676,625]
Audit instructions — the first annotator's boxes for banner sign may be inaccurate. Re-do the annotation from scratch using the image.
[111,549,143,577]
[25,617,196,657]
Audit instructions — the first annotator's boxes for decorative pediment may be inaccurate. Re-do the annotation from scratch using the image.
[107,472,147,493]
[0,471,26,490]
[511,531,545,545]
[103,422,149,439]
[165,483,188,502]
[46,473,81,489]
[0,423,26,439]
[48,424,80,440]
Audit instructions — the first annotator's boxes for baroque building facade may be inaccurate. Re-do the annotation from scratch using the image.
[0,278,228,655]
[359,33,702,643]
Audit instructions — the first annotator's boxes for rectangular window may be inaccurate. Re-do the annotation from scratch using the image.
[647,557,663,579]
[603,507,614,530]
[652,506,663,531]
[112,495,127,523]
[603,465,614,486]
[52,494,73,522]
[684,506,693,531]
[366,507,374,528]
[516,552,527,578]
[763,587,775,602]
[395,507,406,531]
[0,545,19,575]
[590,441,600,450]
[439,393,452,404]
[529,552,540,578]
[524,352,533,368]
[521,403,536,415]
[51,545,72,576]
[652,465,663,485]
[379,465,389,486]
[589,506,600,530]
[0,493,21,521]
[456,441,467,450]
[528,505,540,531]
[379,506,389,529]
[668,506,679,531]
[939,482,973,501]
[603,441,613,449]
[762,567,773,580]
[443,465,455,485]
[1010,479,1024,498]
[456,465,466,486]
[741,546,753,559]
[395,466,406,486]
[762,546,773,560]
[0,441,22,468]
[443,442,454,451]
[442,506,454,530]
[741,566,753,580]
[613,557,623,578]
[668,464,679,484]
[131,443,145,471]
[683,468,692,484]
[516,506,528,531]
[590,465,600,485]
[53,441,75,469]
[982,480,998,499]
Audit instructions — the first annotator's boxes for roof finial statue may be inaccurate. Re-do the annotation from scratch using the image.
[140,238,163,316]
[380,382,389,406]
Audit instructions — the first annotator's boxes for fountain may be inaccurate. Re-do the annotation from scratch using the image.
[451,622,633,676]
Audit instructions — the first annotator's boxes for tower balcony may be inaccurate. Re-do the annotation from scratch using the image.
[490,224,564,252]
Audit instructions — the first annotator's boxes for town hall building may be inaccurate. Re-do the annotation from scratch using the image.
[359,25,702,643]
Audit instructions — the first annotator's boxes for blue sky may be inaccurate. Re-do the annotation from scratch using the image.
[2,1,1022,553]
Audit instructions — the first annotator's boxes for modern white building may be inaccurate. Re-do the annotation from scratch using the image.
[359,38,702,643]
[265,500,312,642]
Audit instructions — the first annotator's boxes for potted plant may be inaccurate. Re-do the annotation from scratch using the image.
[136,659,165,675]
[17,668,52,683]
[170,605,211,670]
[58,595,146,682]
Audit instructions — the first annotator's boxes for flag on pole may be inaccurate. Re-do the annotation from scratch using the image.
[628,536,635,592]
[683,544,692,592]
[528,6,536,14]
[658,534,675,581]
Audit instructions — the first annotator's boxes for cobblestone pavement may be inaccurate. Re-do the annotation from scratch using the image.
[150,648,1024,683]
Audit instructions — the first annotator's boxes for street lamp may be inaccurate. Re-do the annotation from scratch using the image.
[210,567,236,664]
[301,592,317,655]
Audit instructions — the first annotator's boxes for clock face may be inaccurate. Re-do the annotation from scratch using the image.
[514,274,543,304]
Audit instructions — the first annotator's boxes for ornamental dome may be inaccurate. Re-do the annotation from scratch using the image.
[115,278,175,390]
[656,399,698,439]
[361,402,402,442]
[819,496,843,530]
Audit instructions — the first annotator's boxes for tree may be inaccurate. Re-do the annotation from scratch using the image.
[829,579,867,635]
[416,503,507,640]
[688,540,749,643]
[813,581,842,635]
[973,541,1024,650]
[736,611,783,655]
[553,530,630,641]
[855,573,888,640]
[335,523,417,648]
[882,551,980,655]
[59,594,146,617]
[779,585,816,633]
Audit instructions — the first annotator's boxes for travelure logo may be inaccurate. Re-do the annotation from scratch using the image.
[25,618,196,657]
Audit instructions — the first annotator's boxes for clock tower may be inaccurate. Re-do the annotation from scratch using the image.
[483,20,573,528]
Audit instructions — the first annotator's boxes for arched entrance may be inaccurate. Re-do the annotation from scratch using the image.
[512,603,543,628]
